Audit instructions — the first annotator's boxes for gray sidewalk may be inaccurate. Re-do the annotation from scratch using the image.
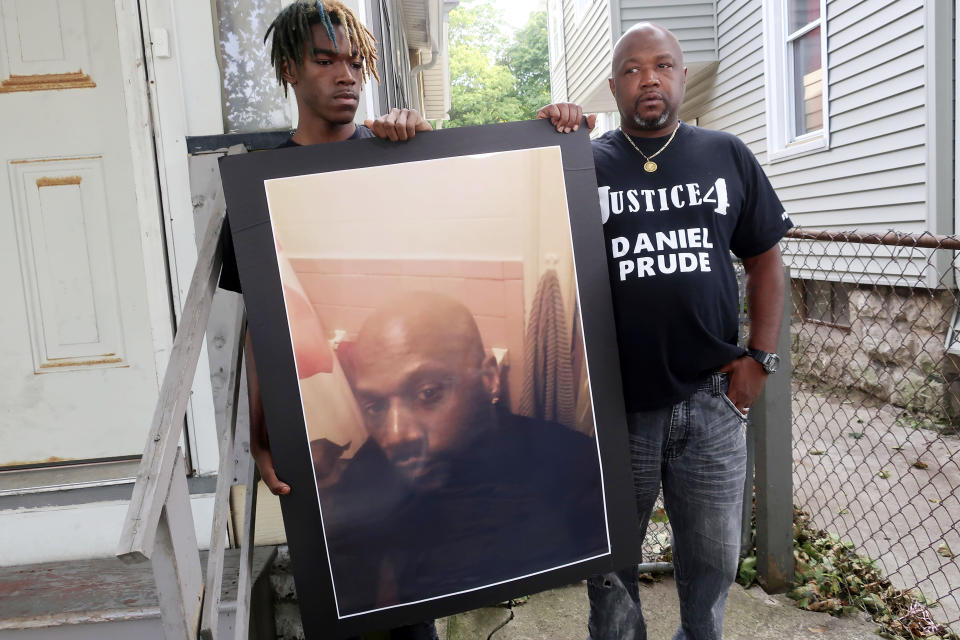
[439,577,883,640]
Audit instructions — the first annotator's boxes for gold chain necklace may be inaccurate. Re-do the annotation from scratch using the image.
[620,122,681,173]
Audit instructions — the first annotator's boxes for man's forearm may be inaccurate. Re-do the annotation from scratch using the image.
[245,330,291,494]
[245,332,269,453]
[742,244,786,353]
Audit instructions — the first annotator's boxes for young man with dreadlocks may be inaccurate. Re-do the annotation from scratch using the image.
[266,0,431,145]
[219,3,438,638]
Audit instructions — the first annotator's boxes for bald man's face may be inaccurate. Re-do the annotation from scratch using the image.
[349,312,498,489]
[609,27,686,136]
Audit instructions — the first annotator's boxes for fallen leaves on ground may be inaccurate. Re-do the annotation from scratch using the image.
[737,507,958,640]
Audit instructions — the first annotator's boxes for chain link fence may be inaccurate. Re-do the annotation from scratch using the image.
[784,228,960,634]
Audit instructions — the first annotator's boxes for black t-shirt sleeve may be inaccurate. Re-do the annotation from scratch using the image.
[218,214,242,293]
[729,138,793,259]
[219,125,375,294]
[353,123,375,139]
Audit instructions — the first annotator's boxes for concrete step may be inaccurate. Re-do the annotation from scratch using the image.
[0,547,277,639]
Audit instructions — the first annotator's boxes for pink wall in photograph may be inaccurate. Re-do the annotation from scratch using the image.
[289,256,526,410]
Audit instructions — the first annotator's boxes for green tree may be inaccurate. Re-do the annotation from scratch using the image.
[502,11,551,118]
[446,2,551,128]
[448,1,505,53]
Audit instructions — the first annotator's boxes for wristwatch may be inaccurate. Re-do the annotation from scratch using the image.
[746,348,780,374]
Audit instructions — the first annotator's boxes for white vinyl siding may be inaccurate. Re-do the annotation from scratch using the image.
[419,51,452,120]
[548,0,569,102]
[562,0,613,107]
[618,0,718,63]
[682,0,766,153]
[772,0,926,232]
[683,0,930,286]
[545,0,717,114]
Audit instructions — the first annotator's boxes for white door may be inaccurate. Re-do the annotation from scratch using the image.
[0,0,165,467]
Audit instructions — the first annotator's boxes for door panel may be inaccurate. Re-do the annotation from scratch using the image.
[0,0,163,466]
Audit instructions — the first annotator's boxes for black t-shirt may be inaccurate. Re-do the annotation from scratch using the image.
[592,123,792,412]
[318,409,607,614]
[219,124,376,293]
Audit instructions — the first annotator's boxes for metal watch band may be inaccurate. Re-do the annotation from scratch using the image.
[747,348,779,374]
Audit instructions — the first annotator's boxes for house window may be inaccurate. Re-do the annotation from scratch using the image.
[215,0,294,133]
[762,0,829,160]
[802,280,849,328]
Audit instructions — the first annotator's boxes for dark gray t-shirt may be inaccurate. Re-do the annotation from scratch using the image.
[219,124,375,293]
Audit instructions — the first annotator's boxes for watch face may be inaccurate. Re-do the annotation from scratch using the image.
[764,353,780,373]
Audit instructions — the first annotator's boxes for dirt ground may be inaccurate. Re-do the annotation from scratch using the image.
[792,382,960,630]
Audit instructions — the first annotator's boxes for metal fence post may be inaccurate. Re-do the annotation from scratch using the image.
[753,265,794,593]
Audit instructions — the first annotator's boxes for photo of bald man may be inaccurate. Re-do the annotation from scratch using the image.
[252,145,615,619]
[313,291,606,615]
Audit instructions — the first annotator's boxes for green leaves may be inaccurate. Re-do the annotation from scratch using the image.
[501,11,551,117]
[738,555,757,587]
[447,3,550,127]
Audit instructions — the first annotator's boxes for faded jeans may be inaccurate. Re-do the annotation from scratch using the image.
[588,372,748,640]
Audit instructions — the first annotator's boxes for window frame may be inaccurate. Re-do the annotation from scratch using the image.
[762,0,830,162]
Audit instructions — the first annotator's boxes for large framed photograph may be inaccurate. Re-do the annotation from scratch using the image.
[219,120,637,638]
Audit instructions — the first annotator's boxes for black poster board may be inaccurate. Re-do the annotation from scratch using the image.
[219,120,638,638]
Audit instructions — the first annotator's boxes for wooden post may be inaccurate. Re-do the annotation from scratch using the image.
[118,206,226,563]
[118,144,249,638]
[753,266,794,593]
[200,312,247,640]
[234,461,260,640]
[151,449,204,640]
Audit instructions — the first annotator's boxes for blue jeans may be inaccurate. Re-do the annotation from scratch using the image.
[588,373,748,640]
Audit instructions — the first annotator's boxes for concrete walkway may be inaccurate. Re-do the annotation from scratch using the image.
[438,577,882,640]
[793,385,960,627]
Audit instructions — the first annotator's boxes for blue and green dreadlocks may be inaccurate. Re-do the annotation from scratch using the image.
[265,0,380,96]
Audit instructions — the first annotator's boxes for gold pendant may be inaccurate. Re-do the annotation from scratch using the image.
[643,161,658,173]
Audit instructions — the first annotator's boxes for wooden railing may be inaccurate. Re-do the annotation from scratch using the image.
[117,146,259,640]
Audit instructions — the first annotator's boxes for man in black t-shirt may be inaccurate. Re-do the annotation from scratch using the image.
[318,292,607,614]
[220,3,436,639]
[538,22,792,640]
